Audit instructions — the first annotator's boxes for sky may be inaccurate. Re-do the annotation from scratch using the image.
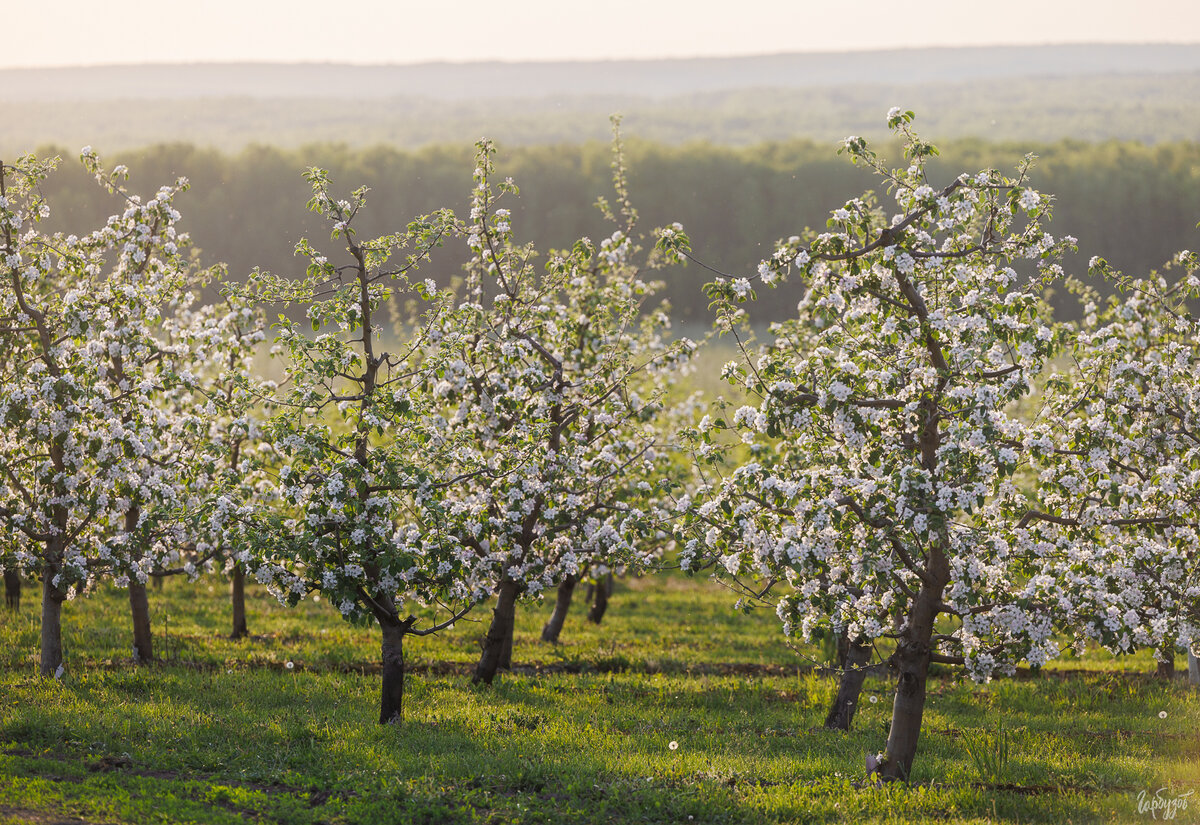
[5,0,1199,68]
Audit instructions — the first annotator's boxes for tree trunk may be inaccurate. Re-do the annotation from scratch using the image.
[879,574,946,782]
[499,611,514,671]
[1155,646,1175,680]
[40,570,65,678]
[541,575,576,643]
[125,508,154,664]
[129,581,154,663]
[4,568,19,611]
[473,580,519,685]
[379,620,406,724]
[824,637,873,731]
[587,572,613,624]
[833,630,850,668]
[230,563,248,639]
[1188,651,1200,686]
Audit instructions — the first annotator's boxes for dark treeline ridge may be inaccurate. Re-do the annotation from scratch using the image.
[9,46,1200,102]
[26,137,1200,323]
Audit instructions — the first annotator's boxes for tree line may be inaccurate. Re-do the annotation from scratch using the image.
[27,135,1200,324]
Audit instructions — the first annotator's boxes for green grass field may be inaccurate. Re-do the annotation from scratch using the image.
[1,573,1198,824]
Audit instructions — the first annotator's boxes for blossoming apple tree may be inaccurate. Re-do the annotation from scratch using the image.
[421,134,696,683]
[230,168,487,723]
[0,151,214,675]
[1033,254,1200,677]
[172,285,274,639]
[676,110,1149,781]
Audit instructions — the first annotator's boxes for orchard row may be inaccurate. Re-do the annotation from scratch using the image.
[1,112,1197,782]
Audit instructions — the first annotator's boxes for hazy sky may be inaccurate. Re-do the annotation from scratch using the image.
[7,0,1199,68]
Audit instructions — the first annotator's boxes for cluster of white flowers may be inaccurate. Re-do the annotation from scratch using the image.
[0,152,272,673]
[224,130,693,694]
[406,136,694,676]
[1032,256,1200,661]
[678,113,1199,711]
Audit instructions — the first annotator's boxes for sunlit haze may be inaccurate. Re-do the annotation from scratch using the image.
[6,0,1199,68]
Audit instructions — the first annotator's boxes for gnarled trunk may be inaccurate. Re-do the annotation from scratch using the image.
[379,619,406,724]
[541,574,576,643]
[129,581,154,663]
[473,580,519,685]
[824,636,873,731]
[230,563,248,639]
[40,569,65,677]
[587,572,613,624]
[4,568,19,611]
[879,575,945,783]
[1155,646,1175,680]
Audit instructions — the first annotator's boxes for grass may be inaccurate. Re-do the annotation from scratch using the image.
[1,573,1198,824]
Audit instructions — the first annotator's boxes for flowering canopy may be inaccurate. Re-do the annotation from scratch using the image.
[230,168,478,633]
[172,285,276,604]
[684,111,1082,680]
[0,151,227,673]
[420,134,696,613]
[1036,253,1200,660]
[0,153,217,587]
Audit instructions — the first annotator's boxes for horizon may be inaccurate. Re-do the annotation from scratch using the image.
[5,40,1199,71]
[5,0,1199,69]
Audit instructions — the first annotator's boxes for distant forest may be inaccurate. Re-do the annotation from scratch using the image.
[4,73,1200,154]
[29,137,1200,323]
[3,45,1200,155]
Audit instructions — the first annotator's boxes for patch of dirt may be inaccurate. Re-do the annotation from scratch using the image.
[3,749,356,806]
[972,781,1135,795]
[0,806,105,824]
[86,755,132,772]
